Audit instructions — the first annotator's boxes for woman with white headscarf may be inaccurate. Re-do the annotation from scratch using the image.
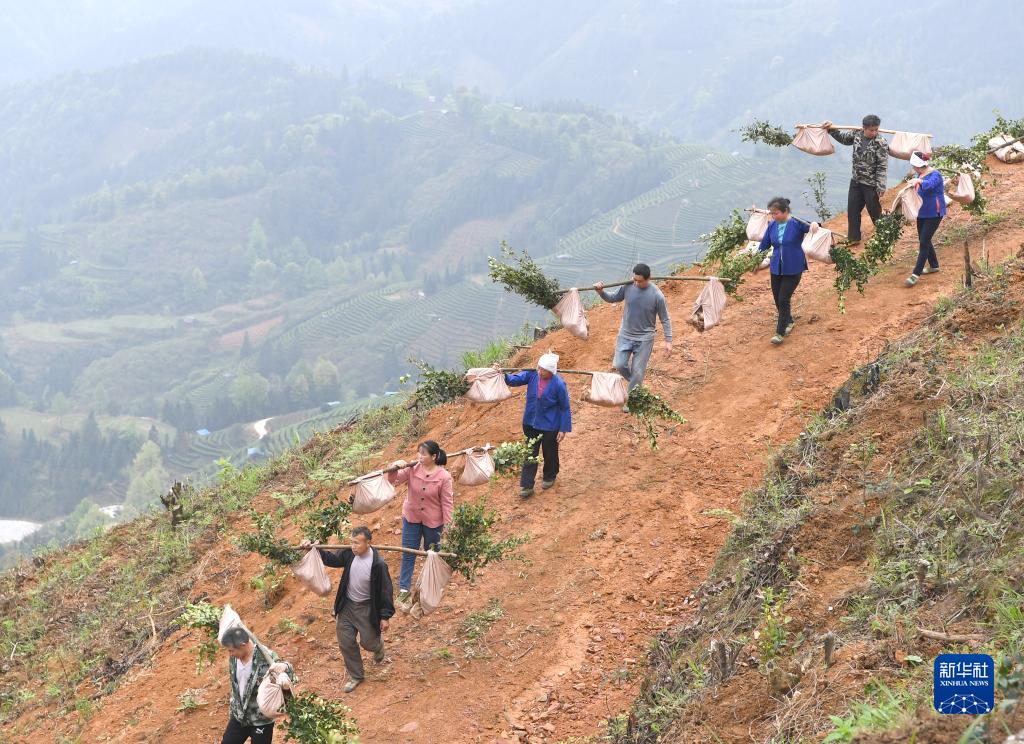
[502,353,572,498]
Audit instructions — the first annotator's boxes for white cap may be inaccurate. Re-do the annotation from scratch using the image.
[538,353,559,374]
[909,152,928,168]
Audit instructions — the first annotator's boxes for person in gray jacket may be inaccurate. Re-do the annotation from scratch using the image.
[594,263,673,407]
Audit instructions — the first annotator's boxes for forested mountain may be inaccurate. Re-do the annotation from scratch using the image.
[370,0,1019,145]
[1,1,1016,145]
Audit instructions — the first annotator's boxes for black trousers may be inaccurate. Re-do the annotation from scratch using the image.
[913,217,943,276]
[847,180,883,242]
[222,717,274,744]
[770,273,802,336]
[520,425,559,488]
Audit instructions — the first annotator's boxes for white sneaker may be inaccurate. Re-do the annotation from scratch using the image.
[905,275,919,287]
[922,266,940,275]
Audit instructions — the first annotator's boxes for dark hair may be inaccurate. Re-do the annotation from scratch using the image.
[913,150,931,162]
[632,263,651,279]
[766,197,791,213]
[419,439,447,465]
[221,627,251,649]
[351,525,373,541]
[862,114,881,128]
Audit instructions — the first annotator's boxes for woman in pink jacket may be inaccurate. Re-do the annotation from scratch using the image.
[388,440,454,605]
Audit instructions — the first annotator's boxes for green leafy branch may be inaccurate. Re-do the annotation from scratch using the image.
[487,241,562,309]
[627,386,686,450]
[697,210,759,298]
[738,119,793,148]
[284,693,359,744]
[404,358,469,408]
[176,600,223,672]
[491,436,540,478]
[440,498,529,581]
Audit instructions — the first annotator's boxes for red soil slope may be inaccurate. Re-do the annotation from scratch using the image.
[27,159,1023,744]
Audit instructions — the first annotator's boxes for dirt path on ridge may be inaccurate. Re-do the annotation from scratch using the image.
[61,160,1024,744]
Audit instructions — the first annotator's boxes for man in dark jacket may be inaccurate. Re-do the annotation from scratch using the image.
[313,526,395,693]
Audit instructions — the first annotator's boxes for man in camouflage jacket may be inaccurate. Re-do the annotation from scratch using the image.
[824,114,889,243]
[221,626,295,744]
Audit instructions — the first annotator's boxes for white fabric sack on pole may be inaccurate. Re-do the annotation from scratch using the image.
[888,132,932,160]
[459,448,495,486]
[791,126,835,156]
[989,134,1024,164]
[351,472,397,514]
[551,288,589,340]
[586,372,629,407]
[292,548,332,596]
[893,184,922,222]
[257,671,290,719]
[218,604,244,645]
[802,228,834,264]
[690,277,728,331]
[464,367,512,403]
[414,551,454,616]
[948,173,976,204]
[745,210,772,241]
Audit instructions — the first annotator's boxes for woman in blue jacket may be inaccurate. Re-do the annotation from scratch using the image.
[905,151,947,287]
[755,197,821,345]
[502,353,572,498]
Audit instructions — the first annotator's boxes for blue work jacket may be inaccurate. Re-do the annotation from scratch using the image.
[757,218,810,276]
[504,370,572,433]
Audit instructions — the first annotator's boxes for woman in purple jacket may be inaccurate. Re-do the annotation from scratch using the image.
[755,197,820,345]
[502,353,572,498]
[905,151,947,287]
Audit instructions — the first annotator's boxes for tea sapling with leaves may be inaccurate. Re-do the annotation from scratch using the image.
[754,197,819,345]
[626,386,686,450]
[595,263,672,400]
[738,119,794,148]
[499,353,572,499]
[487,241,562,309]
[386,440,454,605]
[491,436,540,477]
[440,497,529,581]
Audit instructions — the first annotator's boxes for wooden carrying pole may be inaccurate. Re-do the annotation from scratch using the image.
[347,444,492,484]
[988,135,1023,154]
[795,123,933,137]
[304,544,457,559]
[744,207,848,241]
[500,367,594,376]
[555,276,734,296]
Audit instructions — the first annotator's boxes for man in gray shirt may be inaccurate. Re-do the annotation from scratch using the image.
[594,263,673,403]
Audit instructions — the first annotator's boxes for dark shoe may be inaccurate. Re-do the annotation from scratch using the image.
[374,642,386,664]
[541,480,555,490]
[344,678,362,693]
[519,487,535,498]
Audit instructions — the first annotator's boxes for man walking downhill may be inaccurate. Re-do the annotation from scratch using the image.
[307,526,395,693]
[220,627,294,744]
[501,352,572,499]
[824,114,889,244]
[594,263,673,409]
